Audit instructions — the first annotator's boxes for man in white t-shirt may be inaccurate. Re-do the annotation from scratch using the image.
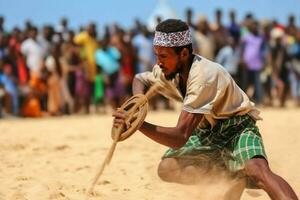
[113,19,298,200]
[21,27,45,77]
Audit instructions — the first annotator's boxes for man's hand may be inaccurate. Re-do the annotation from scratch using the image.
[112,108,128,128]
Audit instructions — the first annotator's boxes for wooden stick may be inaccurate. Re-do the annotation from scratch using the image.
[85,126,122,199]
[85,84,160,199]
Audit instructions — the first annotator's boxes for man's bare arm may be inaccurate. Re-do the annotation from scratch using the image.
[139,111,203,149]
[119,76,202,149]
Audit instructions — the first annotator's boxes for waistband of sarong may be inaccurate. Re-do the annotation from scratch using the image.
[204,114,255,133]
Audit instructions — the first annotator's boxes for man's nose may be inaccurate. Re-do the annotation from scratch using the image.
[157,60,163,66]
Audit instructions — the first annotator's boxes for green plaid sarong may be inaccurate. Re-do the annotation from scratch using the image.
[162,115,267,172]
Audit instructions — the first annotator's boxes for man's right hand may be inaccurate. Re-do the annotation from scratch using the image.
[112,108,128,129]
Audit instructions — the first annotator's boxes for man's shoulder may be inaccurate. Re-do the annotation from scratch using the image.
[189,55,230,84]
[192,55,223,73]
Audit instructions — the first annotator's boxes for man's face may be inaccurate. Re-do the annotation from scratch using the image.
[29,29,37,39]
[153,46,182,80]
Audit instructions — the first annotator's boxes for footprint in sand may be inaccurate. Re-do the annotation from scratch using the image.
[75,165,91,171]
[88,190,102,197]
[75,188,83,193]
[11,144,27,151]
[144,183,151,189]
[15,176,32,181]
[54,145,70,151]
[97,180,111,185]
[7,164,16,168]
[121,169,127,175]
[49,191,67,199]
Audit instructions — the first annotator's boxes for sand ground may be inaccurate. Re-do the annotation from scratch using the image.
[0,107,299,200]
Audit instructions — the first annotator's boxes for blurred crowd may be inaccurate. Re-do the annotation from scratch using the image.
[0,8,300,118]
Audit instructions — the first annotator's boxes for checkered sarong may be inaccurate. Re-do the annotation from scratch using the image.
[162,115,267,171]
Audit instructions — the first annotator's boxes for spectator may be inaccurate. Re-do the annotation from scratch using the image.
[194,16,215,60]
[240,20,265,105]
[74,23,98,113]
[216,36,241,82]
[95,37,125,109]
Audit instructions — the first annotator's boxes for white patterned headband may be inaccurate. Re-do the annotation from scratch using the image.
[153,30,192,47]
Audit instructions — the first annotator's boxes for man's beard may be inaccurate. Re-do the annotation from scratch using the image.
[165,71,177,80]
[164,62,182,80]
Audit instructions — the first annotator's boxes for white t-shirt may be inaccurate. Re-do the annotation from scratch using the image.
[45,56,56,73]
[21,38,45,76]
[136,54,261,128]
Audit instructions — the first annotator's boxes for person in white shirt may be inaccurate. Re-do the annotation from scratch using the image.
[21,27,45,77]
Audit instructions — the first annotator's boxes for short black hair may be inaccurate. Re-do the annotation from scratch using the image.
[174,44,193,55]
[155,19,193,54]
[156,19,189,33]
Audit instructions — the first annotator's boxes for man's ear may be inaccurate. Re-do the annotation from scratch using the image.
[180,48,189,59]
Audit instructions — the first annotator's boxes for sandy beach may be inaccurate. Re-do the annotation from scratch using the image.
[0,107,299,200]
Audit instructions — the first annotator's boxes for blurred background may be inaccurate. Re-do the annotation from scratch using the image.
[0,0,300,118]
[1,0,300,31]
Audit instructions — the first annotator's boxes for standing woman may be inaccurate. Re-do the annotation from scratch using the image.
[45,44,63,115]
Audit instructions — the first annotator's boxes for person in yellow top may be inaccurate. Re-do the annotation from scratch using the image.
[74,23,98,82]
[74,23,98,113]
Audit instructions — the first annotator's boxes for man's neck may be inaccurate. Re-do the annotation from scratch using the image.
[179,54,194,83]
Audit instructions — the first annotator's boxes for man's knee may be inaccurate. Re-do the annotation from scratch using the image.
[244,157,270,188]
[157,158,180,182]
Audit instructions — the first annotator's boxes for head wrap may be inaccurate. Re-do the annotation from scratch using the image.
[153,29,192,47]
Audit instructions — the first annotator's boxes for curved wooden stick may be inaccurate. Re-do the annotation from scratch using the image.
[85,125,123,199]
[111,94,148,142]
[85,84,159,199]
